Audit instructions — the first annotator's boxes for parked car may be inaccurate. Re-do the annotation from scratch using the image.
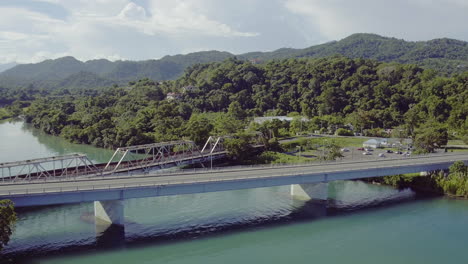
[341,148,350,152]
[357,148,365,151]
[365,148,374,152]
[362,152,372,155]
[385,150,393,153]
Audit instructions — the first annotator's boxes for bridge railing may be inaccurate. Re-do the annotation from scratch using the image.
[0,154,101,182]
[1,153,466,196]
[147,151,462,174]
[0,152,465,188]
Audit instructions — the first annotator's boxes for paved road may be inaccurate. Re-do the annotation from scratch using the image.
[0,153,466,197]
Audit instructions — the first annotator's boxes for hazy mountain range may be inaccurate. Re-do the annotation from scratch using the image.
[1,33,466,90]
[0,63,17,74]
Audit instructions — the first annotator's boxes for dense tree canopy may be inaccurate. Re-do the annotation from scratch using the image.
[414,125,449,153]
[0,56,466,148]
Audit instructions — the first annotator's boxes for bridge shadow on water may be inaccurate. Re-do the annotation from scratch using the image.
[6,189,442,264]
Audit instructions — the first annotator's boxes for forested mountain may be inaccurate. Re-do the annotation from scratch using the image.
[0,63,17,73]
[15,57,467,149]
[0,51,233,90]
[241,34,468,73]
[0,34,466,90]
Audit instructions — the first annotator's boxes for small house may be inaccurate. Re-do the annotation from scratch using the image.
[166,92,182,101]
[363,138,387,149]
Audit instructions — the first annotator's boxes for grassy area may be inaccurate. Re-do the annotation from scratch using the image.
[402,173,421,177]
[446,149,468,152]
[325,137,367,147]
[281,136,367,150]
[448,140,466,145]
[258,151,313,164]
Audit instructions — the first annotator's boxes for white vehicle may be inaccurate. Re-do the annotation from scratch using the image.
[363,151,372,155]
[341,148,350,152]
[378,153,386,157]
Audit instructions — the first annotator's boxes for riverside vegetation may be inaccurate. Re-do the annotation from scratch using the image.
[370,161,468,198]
[0,200,17,253]
[0,55,467,194]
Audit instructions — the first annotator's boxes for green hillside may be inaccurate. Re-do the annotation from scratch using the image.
[0,51,233,90]
[242,34,468,73]
[15,57,467,149]
[0,34,466,90]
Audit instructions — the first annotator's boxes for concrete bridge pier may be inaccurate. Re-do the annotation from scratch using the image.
[94,200,124,226]
[95,223,125,248]
[291,183,328,204]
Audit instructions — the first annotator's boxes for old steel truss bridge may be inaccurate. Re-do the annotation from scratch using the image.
[1,136,230,182]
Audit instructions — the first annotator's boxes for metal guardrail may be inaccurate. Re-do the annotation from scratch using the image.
[1,152,466,186]
[0,153,464,197]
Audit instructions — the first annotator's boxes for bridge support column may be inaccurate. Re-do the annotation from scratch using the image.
[291,183,328,203]
[94,200,124,226]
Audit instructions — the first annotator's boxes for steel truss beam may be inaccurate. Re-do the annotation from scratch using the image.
[201,136,227,154]
[201,134,264,153]
[103,140,206,174]
[0,135,261,181]
[0,154,100,182]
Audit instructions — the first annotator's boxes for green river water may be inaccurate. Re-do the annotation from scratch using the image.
[1,120,468,264]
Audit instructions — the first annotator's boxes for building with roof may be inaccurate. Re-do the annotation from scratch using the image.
[166,92,182,101]
[253,116,308,124]
[363,138,388,149]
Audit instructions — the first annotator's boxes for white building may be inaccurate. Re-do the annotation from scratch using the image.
[253,116,308,124]
[166,92,182,101]
[363,138,388,149]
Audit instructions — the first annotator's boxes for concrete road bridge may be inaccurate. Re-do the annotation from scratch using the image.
[0,152,466,227]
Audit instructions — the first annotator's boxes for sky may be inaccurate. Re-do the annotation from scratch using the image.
[0,0,467,64]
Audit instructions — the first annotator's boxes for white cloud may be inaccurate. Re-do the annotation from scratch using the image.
[0,0,258,63]
[0,31,29,41]
[284,0,468,42]
[0,7,65,63]
[118,2,147,20]
[0,0,467,64]
[57,0,130,17]
[108,1,259,37]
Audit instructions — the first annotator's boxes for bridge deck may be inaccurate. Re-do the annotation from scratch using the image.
[1,153,466,207]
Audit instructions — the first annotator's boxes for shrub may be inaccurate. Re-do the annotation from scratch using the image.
[335,128,354,136]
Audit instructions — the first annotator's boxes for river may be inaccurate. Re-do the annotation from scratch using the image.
[1,120,468,263]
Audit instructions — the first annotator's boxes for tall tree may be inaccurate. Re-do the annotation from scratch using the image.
[0,200,17,252]
[414,125,448,153]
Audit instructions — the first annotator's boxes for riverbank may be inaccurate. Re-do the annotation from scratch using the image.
[0,107,14,121]
[364,161,468,199]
